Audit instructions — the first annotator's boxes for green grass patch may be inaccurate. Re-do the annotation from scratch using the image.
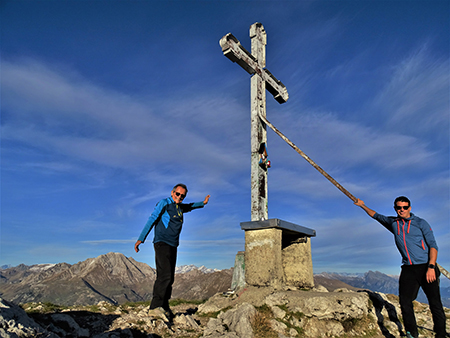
[123,300,152,308]
[169,298,206,307]
[255,304,273,315]
[198,306,233,318]
[87,304,101,312]
[22,302,66,314]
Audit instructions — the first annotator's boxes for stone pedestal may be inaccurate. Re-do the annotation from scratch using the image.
[240,218,315,289]
[230,251,245,290]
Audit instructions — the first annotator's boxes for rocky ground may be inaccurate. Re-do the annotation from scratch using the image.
[1,285,449,338]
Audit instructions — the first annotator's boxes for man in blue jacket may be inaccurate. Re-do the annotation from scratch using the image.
[354,196,447,338]
[135,183,210,319]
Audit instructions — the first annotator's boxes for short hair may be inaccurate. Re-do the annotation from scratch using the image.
[173,183,188,194]
[394,196,410,207]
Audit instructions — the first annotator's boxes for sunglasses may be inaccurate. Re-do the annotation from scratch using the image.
[394,205,410,211]
[175,192,186,199]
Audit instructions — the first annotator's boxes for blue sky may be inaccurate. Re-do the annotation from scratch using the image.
[1,1,449,275]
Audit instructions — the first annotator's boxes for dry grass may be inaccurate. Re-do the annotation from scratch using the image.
[251,306,279,338]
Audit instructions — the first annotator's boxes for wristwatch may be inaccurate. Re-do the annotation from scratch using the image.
[428,264,435,269]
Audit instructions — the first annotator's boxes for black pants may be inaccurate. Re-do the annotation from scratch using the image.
[399,264,447,338]
[150,242,177,311]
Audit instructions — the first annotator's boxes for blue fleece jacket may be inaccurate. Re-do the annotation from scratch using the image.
[373,212,438,266]
[138,196,205,247]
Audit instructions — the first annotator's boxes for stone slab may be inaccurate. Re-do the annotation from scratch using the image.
[240,218,316,237]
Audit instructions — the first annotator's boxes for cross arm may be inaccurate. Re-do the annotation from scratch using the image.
[220,33,257,75]
[219,33,289,104]
[264,69,289,104]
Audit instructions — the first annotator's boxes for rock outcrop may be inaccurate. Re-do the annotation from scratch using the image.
[0,298,59,338]
[1,285,449,337]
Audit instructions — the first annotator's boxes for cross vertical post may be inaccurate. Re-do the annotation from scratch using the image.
[220,22,288,221]
[250,23,268,221]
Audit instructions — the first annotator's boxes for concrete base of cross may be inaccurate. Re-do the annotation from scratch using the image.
[237,219,315,289]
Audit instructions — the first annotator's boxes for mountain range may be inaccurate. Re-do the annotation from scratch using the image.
[0,252,232,306]
[1,252,449,308]
[175,264,220,274]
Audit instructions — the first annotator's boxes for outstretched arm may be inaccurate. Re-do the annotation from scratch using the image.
[354,198,376,218]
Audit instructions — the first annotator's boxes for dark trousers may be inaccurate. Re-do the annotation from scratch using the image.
[399,264,447,338]
[150,242,177,311]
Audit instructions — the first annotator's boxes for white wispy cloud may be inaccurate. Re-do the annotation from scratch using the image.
[374,44,449,136]
[82,239,136,245]
[2,58,248,179]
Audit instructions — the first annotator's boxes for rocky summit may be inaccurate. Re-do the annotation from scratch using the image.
[1,253,449,337]
[1,285,449,337]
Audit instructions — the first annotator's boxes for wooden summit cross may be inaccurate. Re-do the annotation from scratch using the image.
[220,22,288,221]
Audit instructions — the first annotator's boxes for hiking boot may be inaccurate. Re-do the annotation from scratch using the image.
[148,307,170,322]
[164,308,175,321]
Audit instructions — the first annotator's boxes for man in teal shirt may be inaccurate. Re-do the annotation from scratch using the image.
[355,196,447,338]
[135,184,210,319]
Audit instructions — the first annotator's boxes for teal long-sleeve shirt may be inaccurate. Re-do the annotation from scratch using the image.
[138,196,205,247]
[373,212,438,266]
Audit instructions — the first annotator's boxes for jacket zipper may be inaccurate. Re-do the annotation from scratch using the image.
[397,219,413,265]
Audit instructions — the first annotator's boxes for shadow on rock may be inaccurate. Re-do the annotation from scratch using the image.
[362,290,404,338]
[29,310,163,337]
[30,310,118,336]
